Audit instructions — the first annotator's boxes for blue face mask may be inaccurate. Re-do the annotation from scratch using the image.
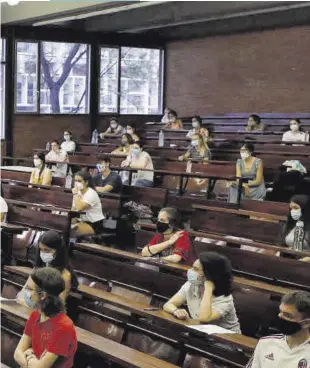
[187,269,203,285]
[191,140,199,147]
[24,289,36,309]
[97,164,102,172]
[131,148,140,156]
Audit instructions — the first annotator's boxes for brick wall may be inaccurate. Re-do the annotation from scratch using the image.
[165,25,310,116]
[13,115,90,157]
[12,114,160,157]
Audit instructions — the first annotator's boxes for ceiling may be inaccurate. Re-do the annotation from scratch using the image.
[2,1,310,42]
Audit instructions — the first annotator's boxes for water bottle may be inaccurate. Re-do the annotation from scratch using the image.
[186,160,192,173]
[158,130,164,147]
[65,172,73,189]
[46,141,51,151]
[305,131,309,142]
[91,129,99,144]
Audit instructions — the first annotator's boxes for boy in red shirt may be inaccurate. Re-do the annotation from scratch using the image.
[141,207,195,265]
[14,267,77,368]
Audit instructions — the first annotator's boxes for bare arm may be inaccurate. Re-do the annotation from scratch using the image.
[14,334,32,368]
[198,281,221,323]
[95,185,113,193]
[161,254,182,263]
[27,351,59,368]
[163,292,189,320]
[130,156,149,169]
[248,161,263,186]
[72,193,90,212]
[59,270,71,301]
[141,238,173,257]
[178,151,190,161]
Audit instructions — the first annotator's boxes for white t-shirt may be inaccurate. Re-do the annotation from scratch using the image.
[246,335,310,368]
[72,188,105,223]
[282,131,309,142]
[175,281,241,333]
[61,140,76,153]
[0,196,8,222]
[131,151,154,184]
[45,150,68,177]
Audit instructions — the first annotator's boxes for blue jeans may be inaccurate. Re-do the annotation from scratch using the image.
[135,179,153,187]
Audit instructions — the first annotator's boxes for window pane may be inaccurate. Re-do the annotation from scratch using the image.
[16,42,38,113]
[99,47,119,113]
[0,38,5,138]
[120,47,163,115]
[40,42,90,114]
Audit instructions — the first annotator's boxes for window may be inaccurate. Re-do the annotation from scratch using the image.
[40,41,90,113]
[99,47,119,113]
[16,42,38,112]
[0,38,5,138]
[100,46,163,115]
[15,41,90,114]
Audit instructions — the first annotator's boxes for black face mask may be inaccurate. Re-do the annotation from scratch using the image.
[274,316,302,336]
[156,221,170,233]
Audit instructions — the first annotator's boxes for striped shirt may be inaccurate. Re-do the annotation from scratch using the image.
[187,146,211,161]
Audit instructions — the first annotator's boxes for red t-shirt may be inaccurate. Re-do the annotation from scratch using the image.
[24,311,77,368]
[149,231,195,265]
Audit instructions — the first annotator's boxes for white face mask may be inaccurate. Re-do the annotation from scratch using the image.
[40,251,55,265]
[127,129,133,134]
[75,182,84,191]
[192,121,199,128]
[290,124,299,132]
[291,209,302,221]
[33,158,41,167]
[169,117,176,123]
[64,135,70,141]
[111,124,117,129]
[240,152,250,160]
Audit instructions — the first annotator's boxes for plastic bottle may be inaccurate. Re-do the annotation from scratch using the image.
[186,160,192,173]
[158,130,164,147]
[46,141,51,151]
[65,172,73,189]
[91,129,99,144]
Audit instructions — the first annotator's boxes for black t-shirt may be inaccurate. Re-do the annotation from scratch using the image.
[92,171,122,193]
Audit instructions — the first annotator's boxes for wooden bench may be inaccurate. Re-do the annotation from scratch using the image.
[1,301,180,368]
[3,266,257,361]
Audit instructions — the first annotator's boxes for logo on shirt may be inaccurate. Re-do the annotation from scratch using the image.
[265,353,274,361]
[298,359,307,368]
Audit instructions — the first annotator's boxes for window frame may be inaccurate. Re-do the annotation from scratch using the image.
[99,45,164,116]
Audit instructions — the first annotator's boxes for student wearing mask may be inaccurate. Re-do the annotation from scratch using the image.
[246,291,310,368]
[126,124,140,143]
[280,195,310,251]
[30,152,52,186]
[14,267,77,368]
[282,119,309,142]
[100,118,124,138]
[186,116,209,141]
[111,133,134,155]
[17,230,78,305]
[161,107,171,124]
[164,252,241,332]
[121,141,154,187]
[245,114,264,131]
[61,131,76,153]
[179,133,211,162]
[93,156,122,194]
[164,110,183,130]
[228,143,266,203]
[141,207,194,265]
[71,171,105,235]
[45,140,68,178]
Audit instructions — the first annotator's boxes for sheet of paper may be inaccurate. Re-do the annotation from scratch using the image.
[188,324,235,334]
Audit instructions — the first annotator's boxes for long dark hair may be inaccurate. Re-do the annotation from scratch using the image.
[282,195,310,241]
[33,152,46,178]
[31,267,66,317]
[34,231,79,290]
[75,170,95,189]
[122,133,134,145]
[199,252,233,297]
